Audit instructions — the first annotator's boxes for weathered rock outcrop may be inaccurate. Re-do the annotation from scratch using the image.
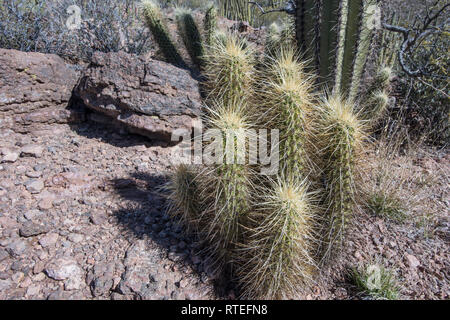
[75,51,203,142]
[0,49,85,134]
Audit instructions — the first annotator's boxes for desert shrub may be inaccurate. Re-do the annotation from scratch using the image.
[0,0,151,62]
[352,263,401,300]
[376,2,450,146]
[394,60,449,146]
[367,192,407,223]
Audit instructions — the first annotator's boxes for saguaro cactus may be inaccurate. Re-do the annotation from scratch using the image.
[295,0,379,100]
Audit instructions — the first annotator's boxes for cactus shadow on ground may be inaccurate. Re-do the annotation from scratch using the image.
[109,171,239,298]
[68,121,235,298]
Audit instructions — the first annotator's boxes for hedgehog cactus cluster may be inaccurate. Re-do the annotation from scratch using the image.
[142,0,388,299]
[198,36,322,296]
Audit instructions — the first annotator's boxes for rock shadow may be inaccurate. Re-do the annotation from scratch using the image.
[68,110,170,149]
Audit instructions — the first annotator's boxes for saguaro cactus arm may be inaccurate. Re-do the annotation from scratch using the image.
[348,0,379,102]
[319,0,341,84]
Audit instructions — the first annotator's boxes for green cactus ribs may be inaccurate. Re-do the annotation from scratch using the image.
[295,0,379,100]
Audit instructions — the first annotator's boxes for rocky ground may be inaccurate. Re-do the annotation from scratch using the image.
[0,120,448,300]
[318,147,450,300]
[0,122,218,300]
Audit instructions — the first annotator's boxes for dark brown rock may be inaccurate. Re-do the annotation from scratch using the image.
[0,49,85,134]
[0,249,9,262]
[19,222,50,238]
[76,51,202,142]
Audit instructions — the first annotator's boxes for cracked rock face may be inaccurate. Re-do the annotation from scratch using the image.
[0,49,85,135]
[0,49,204,144]
[76,51,203,142]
